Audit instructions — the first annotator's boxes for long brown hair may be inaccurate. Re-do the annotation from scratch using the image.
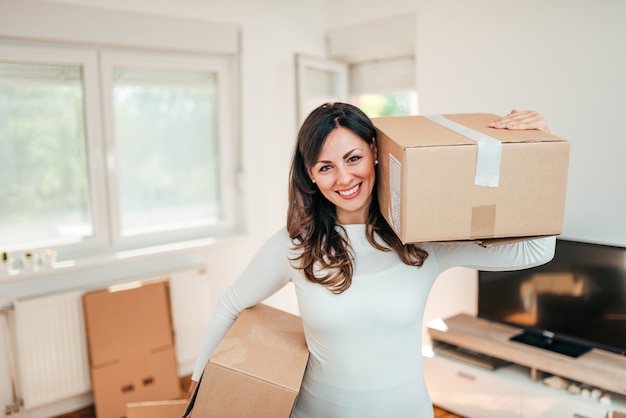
[287,103,428,293]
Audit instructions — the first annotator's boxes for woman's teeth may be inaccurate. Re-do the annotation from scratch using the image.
[338,184,360,196]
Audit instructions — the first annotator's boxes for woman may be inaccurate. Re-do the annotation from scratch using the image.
[189,103,555,417]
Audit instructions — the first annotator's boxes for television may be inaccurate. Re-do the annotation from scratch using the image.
[478,238,626,358]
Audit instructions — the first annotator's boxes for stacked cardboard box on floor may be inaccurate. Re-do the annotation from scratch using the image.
[83,279,181,418]
[372,113,570,244]
[183,303,309,418]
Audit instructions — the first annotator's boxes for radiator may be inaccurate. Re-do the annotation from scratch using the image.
[13,290,91,410]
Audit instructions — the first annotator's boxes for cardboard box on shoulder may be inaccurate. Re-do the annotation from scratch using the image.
[183,303,309,418]
[372,113,570,244]
[83,279,181,418]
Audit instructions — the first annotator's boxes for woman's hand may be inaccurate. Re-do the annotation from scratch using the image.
[187,379,198,399]
[488,109,550,133]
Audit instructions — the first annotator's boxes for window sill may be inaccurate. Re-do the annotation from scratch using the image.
[0,235,244,284]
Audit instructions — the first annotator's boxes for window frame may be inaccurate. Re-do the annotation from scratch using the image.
[0,41,240,262]
[295,54,348,125]
[99,50,239,251]
[0,43,109,257]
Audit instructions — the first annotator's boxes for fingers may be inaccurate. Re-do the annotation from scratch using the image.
[187,380,198,399]
[488,109,550,133]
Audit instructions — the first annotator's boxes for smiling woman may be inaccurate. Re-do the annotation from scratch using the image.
[187,101,556,418]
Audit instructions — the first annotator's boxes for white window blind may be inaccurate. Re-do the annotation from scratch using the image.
[349,56,415,96]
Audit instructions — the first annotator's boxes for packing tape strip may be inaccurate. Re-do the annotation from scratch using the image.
[424,114,502,187]
[471,204,496,238]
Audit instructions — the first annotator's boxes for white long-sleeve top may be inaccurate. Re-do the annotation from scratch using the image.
[192,225,556,417]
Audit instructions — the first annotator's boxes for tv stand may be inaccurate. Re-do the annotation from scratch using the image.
[434,341,512,370]
[424,313,626,418]
[510,330,591,358]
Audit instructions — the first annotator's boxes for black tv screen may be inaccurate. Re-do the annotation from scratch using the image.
[478,238,626,357]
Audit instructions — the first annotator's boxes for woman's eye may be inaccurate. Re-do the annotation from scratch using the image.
[347,155,361,163]
[319,165,332,172]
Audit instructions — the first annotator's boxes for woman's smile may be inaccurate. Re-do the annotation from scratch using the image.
[337,183,361,198]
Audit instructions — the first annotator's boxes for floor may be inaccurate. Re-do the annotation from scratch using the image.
[434,406,464,418]
[56,404,461,418]
[54,375,463,418]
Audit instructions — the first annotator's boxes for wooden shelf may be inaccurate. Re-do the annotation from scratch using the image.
[428,313,626,396]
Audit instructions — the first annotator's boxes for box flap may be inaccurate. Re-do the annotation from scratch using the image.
[83,279,174,367]
[372,113,565,148]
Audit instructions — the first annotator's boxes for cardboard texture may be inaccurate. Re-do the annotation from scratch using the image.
[126,400,188,418]
[184,303,309,418]
[373,113,570,243]
[83,279,181,418]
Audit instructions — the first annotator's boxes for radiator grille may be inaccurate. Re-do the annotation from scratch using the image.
[13,290,91,409]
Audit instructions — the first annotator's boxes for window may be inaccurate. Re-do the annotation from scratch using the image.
[112,67,221,236]
[0,44,238,260]
[0,61,91,248]
[295,54,348,125]
[295,54,417,122]
[348,56,417,117]
[0,46,101,254]
[100,52,237,249]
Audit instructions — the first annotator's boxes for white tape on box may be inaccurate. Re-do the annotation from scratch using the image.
[424,114,502,187]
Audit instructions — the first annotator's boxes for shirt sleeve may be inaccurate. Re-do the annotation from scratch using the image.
[427,235,557,275]
[191,227,293,381]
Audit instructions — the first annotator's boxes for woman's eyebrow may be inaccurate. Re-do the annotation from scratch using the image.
[342,148,360,159]
[314,148,361,165]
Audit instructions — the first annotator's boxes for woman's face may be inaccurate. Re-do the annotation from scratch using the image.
[308,127,377,224]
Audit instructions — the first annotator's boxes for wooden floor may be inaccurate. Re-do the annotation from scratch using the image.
[54,375,463,418]
[434,405,463,418]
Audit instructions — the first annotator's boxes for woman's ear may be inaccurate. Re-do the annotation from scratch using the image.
[371,139,378,161]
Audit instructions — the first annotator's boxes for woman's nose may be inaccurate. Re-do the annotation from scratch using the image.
[335,166,353,185]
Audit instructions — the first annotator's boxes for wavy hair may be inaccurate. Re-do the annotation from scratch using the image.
[287,103,428,293]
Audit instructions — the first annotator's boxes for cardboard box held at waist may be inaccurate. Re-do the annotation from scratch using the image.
[183,304,309,418]
[372,113,570,244]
